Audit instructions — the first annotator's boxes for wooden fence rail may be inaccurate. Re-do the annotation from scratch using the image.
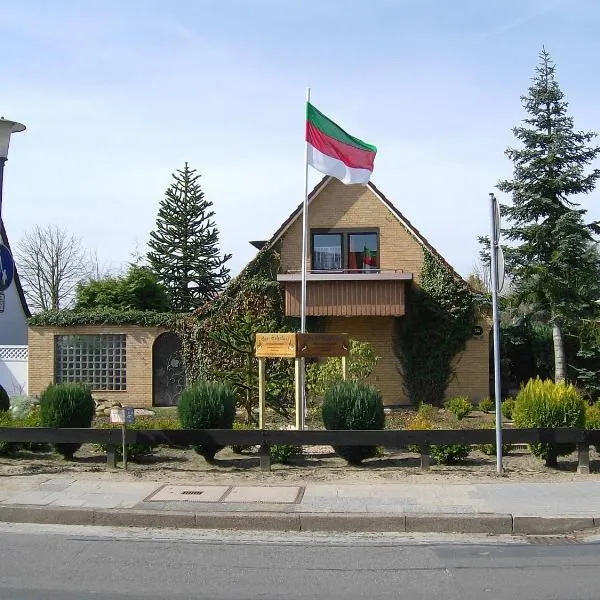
[0,428,598,473]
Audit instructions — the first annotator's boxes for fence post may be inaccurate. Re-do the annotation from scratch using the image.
[106,444,117,469]
[420,444,430,470]
[577,443,590,475]
[259,443,271,472]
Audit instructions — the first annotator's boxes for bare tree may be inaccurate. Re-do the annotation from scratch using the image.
[15,225,92,312]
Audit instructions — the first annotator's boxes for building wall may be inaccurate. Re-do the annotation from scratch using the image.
[28,325,166,407]
[322,317,490,405]
[279,178,425,281]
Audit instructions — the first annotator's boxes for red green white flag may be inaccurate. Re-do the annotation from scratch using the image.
[306,103,377,185]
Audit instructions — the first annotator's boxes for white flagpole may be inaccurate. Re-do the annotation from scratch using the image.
[297,87,311,431]
[489,192,503,475]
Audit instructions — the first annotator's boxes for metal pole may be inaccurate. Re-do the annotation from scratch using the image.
[489,192,503,475]
[121,424,128,470]
[297,87,311,431]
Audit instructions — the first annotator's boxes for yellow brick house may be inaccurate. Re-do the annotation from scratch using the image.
[257,176,489,406]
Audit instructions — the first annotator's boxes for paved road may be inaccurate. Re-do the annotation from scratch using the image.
[1,525,599,599]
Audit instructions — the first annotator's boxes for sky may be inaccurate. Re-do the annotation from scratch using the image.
[1,0,600,280]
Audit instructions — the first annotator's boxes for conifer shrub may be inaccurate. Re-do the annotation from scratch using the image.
[322,380,384,465]
[512,378,586,467]
[0,384,9,412]
[444,396,472,420]
[178,381,235,462]
[39,383,95,459]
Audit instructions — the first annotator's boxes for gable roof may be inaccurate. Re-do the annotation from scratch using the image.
[268,175,463,281]
[0,218,31,318]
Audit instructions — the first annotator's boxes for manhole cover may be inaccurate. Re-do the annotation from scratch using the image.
[527,535,578,545]
[145,485,230,502]
[221,486,303,504]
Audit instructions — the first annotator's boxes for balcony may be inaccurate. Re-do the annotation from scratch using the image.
[277,270,413,317]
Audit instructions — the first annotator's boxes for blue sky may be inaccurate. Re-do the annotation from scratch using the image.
[1,0,600,279]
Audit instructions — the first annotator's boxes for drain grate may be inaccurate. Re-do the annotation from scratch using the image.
[527,535,578,545]
[181,490,203,496]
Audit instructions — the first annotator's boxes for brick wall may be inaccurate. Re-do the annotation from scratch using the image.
[28,325,167,408]
[279,178,426,281]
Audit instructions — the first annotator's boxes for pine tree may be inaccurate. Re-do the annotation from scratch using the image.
[147,163,231,312]
[498,48,600,382]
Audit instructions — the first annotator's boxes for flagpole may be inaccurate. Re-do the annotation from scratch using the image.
[297,87,311,431]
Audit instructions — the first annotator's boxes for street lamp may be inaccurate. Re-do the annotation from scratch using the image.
[0,117,26,220]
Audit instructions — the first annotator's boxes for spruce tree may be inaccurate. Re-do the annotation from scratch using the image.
[498,48,600,381]
[147,163,231,312]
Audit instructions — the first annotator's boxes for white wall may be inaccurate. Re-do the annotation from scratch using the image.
[0,283,28,345]
[0,345,28,395]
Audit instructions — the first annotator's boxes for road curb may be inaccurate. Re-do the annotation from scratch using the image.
[0,505,596,535]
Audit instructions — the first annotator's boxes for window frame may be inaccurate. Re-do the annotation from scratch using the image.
[310,227,380,272]
[54,334,127,391]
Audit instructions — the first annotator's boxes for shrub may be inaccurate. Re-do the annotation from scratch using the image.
[585,403,600,453]
[407,413,432,454]
[0,410,19,456]
[231,421,255,454]
[478,397,494,414]
[14,409,49,452]
[0,385,9,412]
[270,444,302,464]
[322,380,384,465]
[39,383,95,459]
[417,403,436,421]
[444,396,472,420]
[501,398,516,421]
[477,422,513,456]
[513,378,586,467]
[430,443,471,464]
[178,381,236,462]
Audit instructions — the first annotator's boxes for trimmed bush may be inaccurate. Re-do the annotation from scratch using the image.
[501,398,516,421]
[270,444,302,464]
[444,396,472,420]
[0,385,9,412]
[513,378,586,467]
[322,380,384,465]
[178,381,235,462]
[478,397,494,413]
[39,383,95,459]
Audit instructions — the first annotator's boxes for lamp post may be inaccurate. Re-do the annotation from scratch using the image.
[0,118,26,221]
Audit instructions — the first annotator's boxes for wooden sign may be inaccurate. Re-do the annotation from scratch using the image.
[255,333,298,358]
[296,333,350,358]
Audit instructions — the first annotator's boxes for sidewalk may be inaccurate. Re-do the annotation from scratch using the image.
[1,475,599,535]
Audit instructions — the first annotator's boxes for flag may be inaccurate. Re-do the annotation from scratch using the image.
[362,245,377,271]
[306,103,377,184]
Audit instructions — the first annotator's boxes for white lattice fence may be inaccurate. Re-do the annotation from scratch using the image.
[0,345,28,396]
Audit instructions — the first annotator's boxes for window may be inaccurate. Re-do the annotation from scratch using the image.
[54,334,127,391]
[311,230,379,272]
[348,233,378,272]
[312,233,343,271]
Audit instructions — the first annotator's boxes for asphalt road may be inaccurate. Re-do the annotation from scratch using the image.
[0,525,599,599]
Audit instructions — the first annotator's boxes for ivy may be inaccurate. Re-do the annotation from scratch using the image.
[393,249,480,406]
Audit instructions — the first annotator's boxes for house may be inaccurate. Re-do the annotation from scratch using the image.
[0,219,30,395]
[264,176,489,406]
[0,219,29,345]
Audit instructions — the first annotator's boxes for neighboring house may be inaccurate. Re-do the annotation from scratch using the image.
[0,219,30,395]
[27,325,186,407]
[262,176,489,405]
[0,219,30,345]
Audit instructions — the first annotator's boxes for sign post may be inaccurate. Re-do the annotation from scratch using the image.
[110,406,135,470]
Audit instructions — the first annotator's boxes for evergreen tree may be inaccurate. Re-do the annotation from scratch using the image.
[497,48,600,382]
[147,163,231,312]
